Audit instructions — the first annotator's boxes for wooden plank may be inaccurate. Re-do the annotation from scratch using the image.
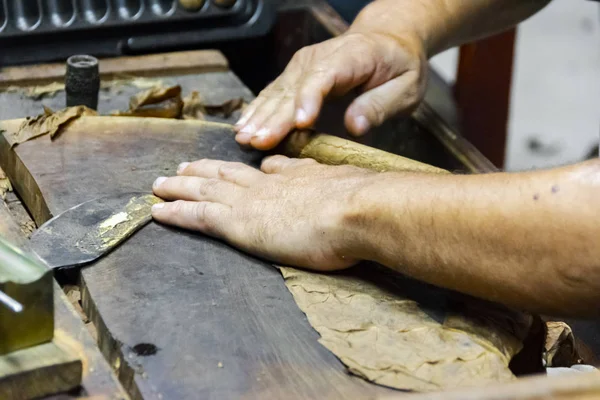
[0,196,128,399]
[387,371,600,400]
[454,29,517,169]
[0,50,228,88]
[0,67,399,399]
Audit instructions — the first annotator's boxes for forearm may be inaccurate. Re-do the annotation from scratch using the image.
[347,160,600,316]
[349,0,551,56]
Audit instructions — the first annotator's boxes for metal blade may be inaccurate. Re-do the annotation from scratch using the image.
[30,192,163,269]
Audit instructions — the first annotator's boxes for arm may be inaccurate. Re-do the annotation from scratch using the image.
[234,0,551,150]
[348,159,600,316]
[351,0,552,57]
[151,157,600,318]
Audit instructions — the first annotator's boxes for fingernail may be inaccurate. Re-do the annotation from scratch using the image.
[296,108,308,124]
[355,116,370,134]
[177,162,190,174]
[239,123,256,135]
[235,113,250,127]
[153,177,167,189]
[253,127,270,139]
[236,131,252,143]
[152,203,165,212]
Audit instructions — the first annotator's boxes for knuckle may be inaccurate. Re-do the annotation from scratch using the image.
[171,200,186,214]
[196,178,217,197]
[191,202,207,222]
[217,163,235,179]
[293,46,311,62]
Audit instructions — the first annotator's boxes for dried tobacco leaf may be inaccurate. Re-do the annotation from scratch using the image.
[280,266,532,392]
[100,76,165,95]
[7,106,97,147]
[0,167,12,200]
[204,97,245,118]
[182,91,206,120]
[112,98,183,119]
[111,85,184,119]
[3,82,65,99]
[129,85,182,110]
[545,321,581,368]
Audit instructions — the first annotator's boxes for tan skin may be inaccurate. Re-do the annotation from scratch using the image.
[152,0,600,317]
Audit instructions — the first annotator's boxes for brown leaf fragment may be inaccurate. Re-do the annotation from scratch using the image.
[7,106,97,147]
[111,84,184,119]
[2,82,65,99]
[204,97,246,118]
[279,266,532,392]
[182,91,206,120]
[43,105,54,116]
[0,167,12,200]
[545,321,582,367]
[112,97,183,119]
[129,85,182,111]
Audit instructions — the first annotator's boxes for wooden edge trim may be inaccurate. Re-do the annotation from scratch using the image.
[0,133,52,226]
[308,2,349,37]
[0,50,229,88]
[379,371,600,400]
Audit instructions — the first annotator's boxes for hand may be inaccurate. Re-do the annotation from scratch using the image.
[234,31,427,150]
[151,157,374,270]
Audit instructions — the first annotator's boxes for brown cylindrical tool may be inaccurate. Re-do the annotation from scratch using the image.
[278,129,449,175]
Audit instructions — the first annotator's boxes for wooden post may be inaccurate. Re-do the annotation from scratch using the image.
[454,29,517,169]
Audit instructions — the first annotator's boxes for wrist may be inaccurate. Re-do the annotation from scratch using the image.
[339,172,412,264]
[348,0,452,57]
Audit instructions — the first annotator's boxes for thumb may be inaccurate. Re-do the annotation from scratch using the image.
[344,70,425,136]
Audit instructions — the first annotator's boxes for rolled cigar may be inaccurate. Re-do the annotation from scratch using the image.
[278,129,449,174]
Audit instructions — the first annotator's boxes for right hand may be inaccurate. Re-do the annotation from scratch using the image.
[234,31,428,150]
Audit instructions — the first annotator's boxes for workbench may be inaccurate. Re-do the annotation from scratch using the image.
[0,3,597,400]
[0,42,499,398]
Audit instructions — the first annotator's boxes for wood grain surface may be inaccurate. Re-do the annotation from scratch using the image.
[0,56,536,400]
[0,67,404,399]
[0,50,228,88]
[0,196,128,399]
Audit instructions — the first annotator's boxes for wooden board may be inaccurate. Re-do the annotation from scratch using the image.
[0,195,128,399]
[0,50,228,88]
[0,66,402,399]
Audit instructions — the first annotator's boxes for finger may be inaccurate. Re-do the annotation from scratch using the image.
[293,69,335,129]
[152,200,231,239]
[344,70,424,136]
[177,159,264,187]
[153,176,240,205]
[261,155,317,174]
[235,76,297,144]
[234,98,263,144]
[242,95,289,142]
[249,98,296,151]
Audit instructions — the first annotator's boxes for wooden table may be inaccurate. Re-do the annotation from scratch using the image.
[0,50,413,400]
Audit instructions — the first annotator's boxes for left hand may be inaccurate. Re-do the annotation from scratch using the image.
[151,156,374,270]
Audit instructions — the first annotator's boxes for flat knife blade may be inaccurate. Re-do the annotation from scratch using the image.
[30,192,163,269]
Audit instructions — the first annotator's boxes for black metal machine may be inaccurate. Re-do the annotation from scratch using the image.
[0,0,276,66]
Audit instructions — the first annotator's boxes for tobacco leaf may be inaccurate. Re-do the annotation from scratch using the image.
[204,97,246,118]
[6,106,97,147]
[112,98,183,119]
[129,85,182,110]
[100,76,165,95]
[0,167,12,200]
[545,321,582,368]
[182,91,206,120]
[3,82,65,99]
[280,265,533,392]
[111,85,184,118]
